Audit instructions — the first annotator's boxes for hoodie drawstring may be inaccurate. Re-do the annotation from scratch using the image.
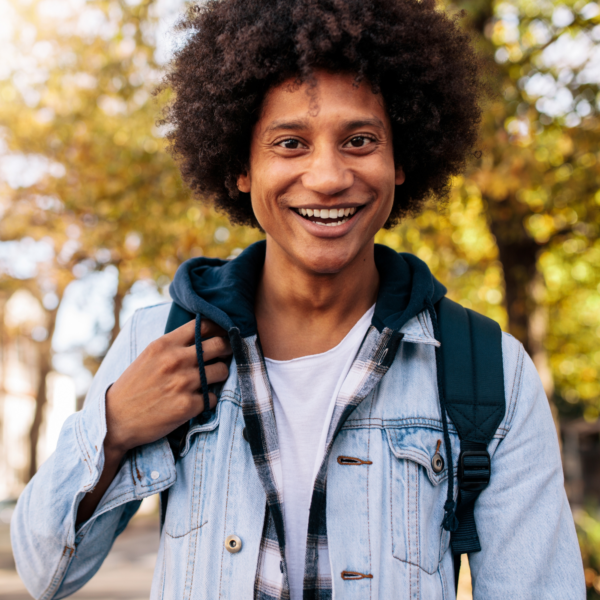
[426,299,459,533]
[195,314,212,421]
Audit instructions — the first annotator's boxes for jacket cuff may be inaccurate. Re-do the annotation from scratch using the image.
[76,383,176,519]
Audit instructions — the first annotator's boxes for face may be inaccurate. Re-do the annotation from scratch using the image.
[237,70,404,274]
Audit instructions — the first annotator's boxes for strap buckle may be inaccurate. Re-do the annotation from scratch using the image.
[457,450,491,492]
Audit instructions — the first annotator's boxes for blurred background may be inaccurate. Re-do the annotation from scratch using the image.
[0,0,599,598]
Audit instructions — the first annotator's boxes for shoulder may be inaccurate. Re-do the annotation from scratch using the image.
[128,302,172,359]
[498,331,550,439]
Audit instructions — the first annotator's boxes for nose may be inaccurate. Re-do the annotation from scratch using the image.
[302,146,353,196]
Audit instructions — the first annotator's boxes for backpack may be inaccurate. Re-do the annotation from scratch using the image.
[159,297,506,590]
[435,297,506,588]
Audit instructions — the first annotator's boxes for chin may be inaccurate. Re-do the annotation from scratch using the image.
[295,243,358,275]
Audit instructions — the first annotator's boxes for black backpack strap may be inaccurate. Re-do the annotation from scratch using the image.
[436,298,506,571]
[159,303,195,532]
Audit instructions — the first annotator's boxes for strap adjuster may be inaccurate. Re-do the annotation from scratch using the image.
[457,450,491,492]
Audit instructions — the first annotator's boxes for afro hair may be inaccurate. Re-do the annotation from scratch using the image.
[161,0,484,228]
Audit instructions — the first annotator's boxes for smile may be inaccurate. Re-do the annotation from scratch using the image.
[292,206,361,227]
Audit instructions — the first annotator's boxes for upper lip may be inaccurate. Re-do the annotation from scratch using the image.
[289,203,365,210]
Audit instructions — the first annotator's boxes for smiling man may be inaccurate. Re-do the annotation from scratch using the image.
[12,1,584,599]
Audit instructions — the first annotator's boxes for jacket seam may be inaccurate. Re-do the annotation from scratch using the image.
[39,546,74,600]
[185,436,208,599]
[391,554,440,576]
[388,447,448,486]
[419,311,435,340]
[366,395,373,599]
[131,308,139,361]
[75,415,93,480]
[342,417,509,437]
[218,406,241,598]
[439,562,448,600]
[166,520,209,540]
[506,343,525,430]
[416,312,429,339]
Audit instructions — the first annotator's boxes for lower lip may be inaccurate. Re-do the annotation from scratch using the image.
[290,209,365,238]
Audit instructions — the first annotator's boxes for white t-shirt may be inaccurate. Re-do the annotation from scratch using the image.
[265,305,375,600]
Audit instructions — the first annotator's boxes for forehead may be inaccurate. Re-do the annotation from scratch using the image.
[257,70,390,130]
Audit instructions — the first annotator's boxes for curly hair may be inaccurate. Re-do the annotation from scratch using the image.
[161,0,484,228]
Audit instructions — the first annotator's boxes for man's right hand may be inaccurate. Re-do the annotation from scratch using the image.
[104,318,232,459]
[77,318,231,524]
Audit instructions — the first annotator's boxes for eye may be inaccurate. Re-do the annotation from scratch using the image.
[277,138,305,150]
[345,136,375,149]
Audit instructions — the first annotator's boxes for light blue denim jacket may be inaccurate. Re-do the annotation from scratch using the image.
[12,298,585,599]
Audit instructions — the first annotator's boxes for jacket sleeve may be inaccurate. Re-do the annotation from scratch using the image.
[468,334,585,600]
[11,307,177,600]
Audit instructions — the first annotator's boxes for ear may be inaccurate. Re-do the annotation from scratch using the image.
[237,172,251,194]
[395,166,405,186]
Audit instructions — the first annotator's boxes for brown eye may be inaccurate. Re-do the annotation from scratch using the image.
[348,136,373,148]
[281,139,301,149]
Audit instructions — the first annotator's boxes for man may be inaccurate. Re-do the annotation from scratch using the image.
[12,0,584,598]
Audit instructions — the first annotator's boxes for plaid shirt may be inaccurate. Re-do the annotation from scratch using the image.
[232,324,403,600]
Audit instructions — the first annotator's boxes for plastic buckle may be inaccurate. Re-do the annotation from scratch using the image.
[457,450,491,492]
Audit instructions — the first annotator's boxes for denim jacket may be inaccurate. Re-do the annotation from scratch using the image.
[12,246,585,600]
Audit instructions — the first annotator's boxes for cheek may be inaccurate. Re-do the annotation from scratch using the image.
[249,160,297,213]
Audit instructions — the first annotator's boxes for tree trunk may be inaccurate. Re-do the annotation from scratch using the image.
[110,289,124,347]
[488,208,561,438]
[489,217,540,354]
[28,307,58,481]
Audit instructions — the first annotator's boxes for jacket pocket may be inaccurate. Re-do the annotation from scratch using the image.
[386,426,459,575]
[163,431,211,539]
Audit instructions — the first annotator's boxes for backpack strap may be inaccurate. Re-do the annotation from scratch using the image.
[159,303,196,532]
[435,298,506,576]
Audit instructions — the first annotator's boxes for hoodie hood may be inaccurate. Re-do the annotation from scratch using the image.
[169,240,446,338]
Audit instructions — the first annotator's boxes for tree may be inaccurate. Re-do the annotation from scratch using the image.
[445,0,600,422]
[0,0,262,481]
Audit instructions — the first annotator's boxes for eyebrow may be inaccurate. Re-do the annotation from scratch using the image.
[339,118,387,133]
[264,119,310,133]
[263,116,387,134]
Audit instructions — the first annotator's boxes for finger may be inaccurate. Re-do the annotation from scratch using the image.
[202,336,233,362]
[164,319,196,346]
[204,361,230,385]
[201,319,227,339]
[189,391,219,414]
[164,317,227,348]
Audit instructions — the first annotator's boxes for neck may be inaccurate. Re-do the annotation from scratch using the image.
[255,238,379,360]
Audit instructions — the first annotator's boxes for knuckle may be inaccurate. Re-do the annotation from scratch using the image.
[161,352,182,375]
[150,336,167,355]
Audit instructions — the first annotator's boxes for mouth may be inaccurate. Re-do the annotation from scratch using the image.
[291,206,363,227]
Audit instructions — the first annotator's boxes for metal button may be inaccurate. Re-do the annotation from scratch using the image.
[150,471,160,480]
[432,453,444,473]
[242,427,249,442]
[225,534,242,553]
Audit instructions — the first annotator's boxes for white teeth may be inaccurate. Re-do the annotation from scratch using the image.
[297,207,359,219]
